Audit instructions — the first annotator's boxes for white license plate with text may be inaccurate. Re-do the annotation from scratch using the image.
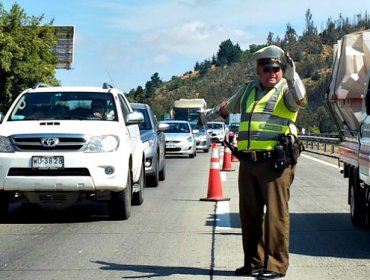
[32,156,64,169]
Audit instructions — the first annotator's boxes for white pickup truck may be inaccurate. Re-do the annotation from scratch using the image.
[0,83,145,220]
[328,29,370,227]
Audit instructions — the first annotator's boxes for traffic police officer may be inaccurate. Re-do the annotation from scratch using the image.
[203,45,306,279]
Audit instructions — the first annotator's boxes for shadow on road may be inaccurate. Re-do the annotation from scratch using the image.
[209,212,370,260]
[2,201,111,223]
[290,212,370,259]
[93,260,233,278]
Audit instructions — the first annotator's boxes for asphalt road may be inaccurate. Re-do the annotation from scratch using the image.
[0,148,369,280]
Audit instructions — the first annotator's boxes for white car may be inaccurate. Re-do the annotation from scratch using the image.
[207,121,228,143]
[0,83,145,220]
[161,120,197,158]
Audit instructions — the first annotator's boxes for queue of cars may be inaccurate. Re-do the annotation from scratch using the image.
[0,84,236,221]
[0,83,146,221]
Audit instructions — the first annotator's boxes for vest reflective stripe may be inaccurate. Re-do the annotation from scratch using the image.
[237,81,298,151]
[240,112,291,125]
[238,130,281,141]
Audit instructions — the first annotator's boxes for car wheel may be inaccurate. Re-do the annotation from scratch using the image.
[132,162,145,205]
[0,192,9,221]
[108,171,132,220]
[189,150,195,158]
[159,156,166,181]
[147,157,159,187]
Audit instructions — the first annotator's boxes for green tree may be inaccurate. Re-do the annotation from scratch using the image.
[134,86,145,102]
[216,39,241,66]
[0,3,59,111]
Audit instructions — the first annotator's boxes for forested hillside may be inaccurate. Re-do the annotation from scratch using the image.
[127,9,370,134]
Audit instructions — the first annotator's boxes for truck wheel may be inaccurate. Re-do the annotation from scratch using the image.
[132,163,145,205]
[108,171,132,220]
[349,168,367,227]
[0,192,9,221]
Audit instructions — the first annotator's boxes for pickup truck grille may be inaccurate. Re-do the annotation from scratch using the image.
[8,168,90,176]
[11,134,86,151]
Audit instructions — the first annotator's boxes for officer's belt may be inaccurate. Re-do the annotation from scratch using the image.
[239,150,274,162]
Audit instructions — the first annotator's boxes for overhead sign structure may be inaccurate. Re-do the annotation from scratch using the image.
[53,26,75,70]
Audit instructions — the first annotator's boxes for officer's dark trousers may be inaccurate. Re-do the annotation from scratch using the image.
[238,157,295,274]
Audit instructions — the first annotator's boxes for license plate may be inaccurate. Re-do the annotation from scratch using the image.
[32,156,64,169]
[166,144,176,148]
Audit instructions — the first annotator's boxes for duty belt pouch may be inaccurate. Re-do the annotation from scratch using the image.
[277,134,304,168]
[274,144,287,171]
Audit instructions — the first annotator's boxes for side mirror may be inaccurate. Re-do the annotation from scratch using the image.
[192,129,199,134]
[158,123,169,131]
[126,111,144,125]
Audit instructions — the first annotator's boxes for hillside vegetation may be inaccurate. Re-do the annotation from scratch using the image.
[127,9,370,134]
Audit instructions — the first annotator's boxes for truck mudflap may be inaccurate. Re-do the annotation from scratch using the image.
[327,30,370,132]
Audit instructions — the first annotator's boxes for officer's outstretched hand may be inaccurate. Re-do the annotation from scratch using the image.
[284,52,295,80]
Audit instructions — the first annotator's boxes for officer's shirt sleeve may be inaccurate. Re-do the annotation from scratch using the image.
[225,84,248,114]
[284,74,307,112]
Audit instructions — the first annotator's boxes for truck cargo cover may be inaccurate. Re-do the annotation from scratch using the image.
[328,29,370,131]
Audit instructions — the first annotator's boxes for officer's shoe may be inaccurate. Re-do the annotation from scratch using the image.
[257,269,285,279]
[234,266,263,277]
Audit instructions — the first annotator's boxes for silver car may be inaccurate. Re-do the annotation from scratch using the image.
[207,121,228,143]
[132,103,168,187]
[194,125,211,152]
[161,120,197,158]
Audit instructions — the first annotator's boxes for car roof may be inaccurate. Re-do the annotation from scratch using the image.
[161,120,189,123]
[131,103,149,110]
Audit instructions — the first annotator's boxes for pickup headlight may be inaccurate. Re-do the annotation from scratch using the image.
[84,135,119,152]
[0,136,15,152]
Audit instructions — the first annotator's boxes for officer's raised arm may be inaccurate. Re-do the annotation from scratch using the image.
[283,52,307,111]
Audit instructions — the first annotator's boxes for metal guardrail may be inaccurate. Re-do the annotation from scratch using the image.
[298,135,340,159]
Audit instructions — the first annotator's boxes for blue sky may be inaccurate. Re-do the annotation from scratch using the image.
[2,0,368,92]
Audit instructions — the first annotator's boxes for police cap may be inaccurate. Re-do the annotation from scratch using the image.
[254,45,284,67]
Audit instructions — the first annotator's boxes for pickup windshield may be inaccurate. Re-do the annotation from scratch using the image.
[9,92,118,121]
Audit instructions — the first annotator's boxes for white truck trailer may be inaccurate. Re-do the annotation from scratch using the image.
[328,29,370,227]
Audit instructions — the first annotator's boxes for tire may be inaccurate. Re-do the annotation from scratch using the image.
[108,171,132,220]
[189,146,196,158]
[0,192,9,221]
[349,168,367,227]
[147,157,159,187]
[159,156,166,181]
[132,163,145,205]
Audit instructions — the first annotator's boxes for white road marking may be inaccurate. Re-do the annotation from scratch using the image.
[301,154,340,169]
[215,200,232,230]
[220,171,227,181]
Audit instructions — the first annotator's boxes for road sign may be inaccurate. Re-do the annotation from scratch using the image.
[53,26,74,69]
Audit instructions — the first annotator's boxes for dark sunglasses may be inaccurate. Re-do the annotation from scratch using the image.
[262,66,281,73]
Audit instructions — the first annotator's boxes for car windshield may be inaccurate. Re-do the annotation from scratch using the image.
[208,123,223,129]
[9,92,117,121]
[135,108,152,130]
[165,122,190,133]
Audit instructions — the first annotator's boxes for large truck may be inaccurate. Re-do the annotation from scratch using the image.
[328,29,370,227]
[171,98,207,128]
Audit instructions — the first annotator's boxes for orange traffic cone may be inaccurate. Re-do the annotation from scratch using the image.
[231,136,239,162]
[222,143,234,171]
[200,142,230,202]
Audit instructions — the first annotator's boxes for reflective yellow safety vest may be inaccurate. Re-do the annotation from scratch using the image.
[237,80,298,151]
